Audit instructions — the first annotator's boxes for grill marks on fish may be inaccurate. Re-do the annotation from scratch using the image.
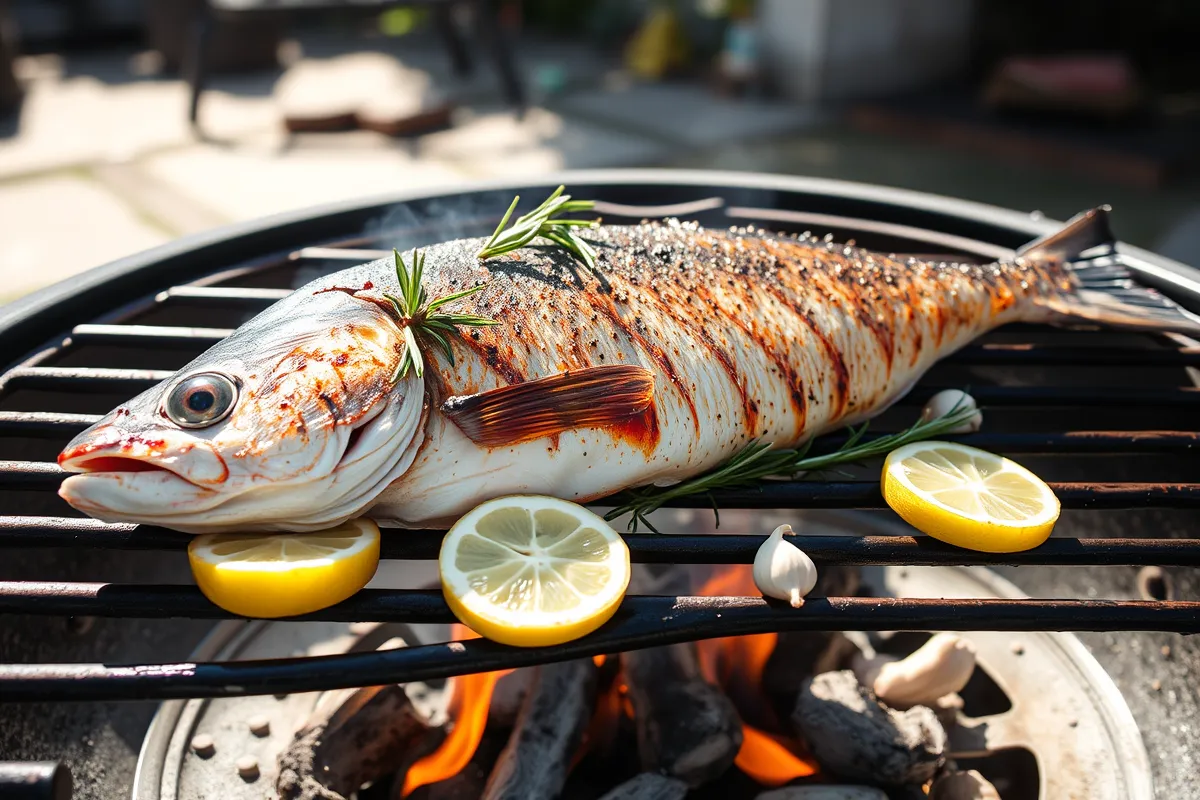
[416,221,1068,460]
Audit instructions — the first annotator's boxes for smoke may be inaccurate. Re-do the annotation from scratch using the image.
[290,189,520,288]
[361,189,520,253]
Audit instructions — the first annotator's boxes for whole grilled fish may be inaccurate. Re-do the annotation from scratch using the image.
[58,203,1200,532]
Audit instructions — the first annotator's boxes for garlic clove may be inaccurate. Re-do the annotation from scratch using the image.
[873,633,977,710]
[929,769,1002,800]
[753,524,818,608]
[921,389,982,434]
[851,651,899,689]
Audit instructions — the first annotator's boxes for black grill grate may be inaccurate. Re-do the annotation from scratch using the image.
[0,172,1196,705]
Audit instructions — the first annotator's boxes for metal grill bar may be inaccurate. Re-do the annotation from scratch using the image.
[0,412,100,435]
[905,386,1199,407]
[69,324,232,347]
[3,579,1199,624]
[691,482,1200,509]
[0,463,65,489]
[1,467,1195,507]
[1,367,172,392]
[155,286,292,306]
[3,519,1199,565]
[3,596,1197,703]
[959,343,1200,367]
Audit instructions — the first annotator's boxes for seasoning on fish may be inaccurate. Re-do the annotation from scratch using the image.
[57,191,1200,533]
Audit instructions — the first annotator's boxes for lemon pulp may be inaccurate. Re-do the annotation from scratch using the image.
[187,518,380,617]
[882,441,1060,553]
[439,496,631,647]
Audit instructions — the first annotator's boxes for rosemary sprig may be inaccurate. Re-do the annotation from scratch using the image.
[382,248,499,381]
[476,185,601,270]
[604,399,981,533]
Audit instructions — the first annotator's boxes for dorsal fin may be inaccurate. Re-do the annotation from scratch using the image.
[1016,206,1115,263]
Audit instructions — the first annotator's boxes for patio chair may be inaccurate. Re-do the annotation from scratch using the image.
[184,0,525,131]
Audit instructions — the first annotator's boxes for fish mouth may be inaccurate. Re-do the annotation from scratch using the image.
[56,432,233,524]
[61,455,184,478]
[57,432,229,487]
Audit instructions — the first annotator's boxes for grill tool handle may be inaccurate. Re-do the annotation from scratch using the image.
[0,762,72,799]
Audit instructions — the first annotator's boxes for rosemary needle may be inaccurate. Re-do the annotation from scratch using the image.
[383,248,498,381]
[476,185,601,270]
[604,400,982,533]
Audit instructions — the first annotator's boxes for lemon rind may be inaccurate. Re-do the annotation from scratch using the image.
[884,442,1060,529]
[439,496,631,641]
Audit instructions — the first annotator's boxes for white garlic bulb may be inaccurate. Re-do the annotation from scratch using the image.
[921,389,982,433]
[753,524,818,608]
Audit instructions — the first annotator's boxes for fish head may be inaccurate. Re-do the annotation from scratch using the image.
[57,281,429,533]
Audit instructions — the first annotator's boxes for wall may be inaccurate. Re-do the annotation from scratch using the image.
[757,0,977,103]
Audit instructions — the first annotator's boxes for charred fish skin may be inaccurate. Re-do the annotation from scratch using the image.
[56,207,1200,532]
[372,221,1061,527]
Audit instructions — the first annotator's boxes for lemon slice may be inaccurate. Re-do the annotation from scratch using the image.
[188,519,381,617]
[883,441,1060,553]
[439,496,631,647]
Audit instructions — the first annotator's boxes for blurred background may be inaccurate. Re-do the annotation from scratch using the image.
[0,0,1198,304]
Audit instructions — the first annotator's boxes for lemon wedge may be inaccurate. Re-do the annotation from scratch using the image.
[882,441,1060,553]
[188,519,381,617]
[439,496,631,647]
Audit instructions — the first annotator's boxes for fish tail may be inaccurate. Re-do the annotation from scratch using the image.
[1021,206,1200,335]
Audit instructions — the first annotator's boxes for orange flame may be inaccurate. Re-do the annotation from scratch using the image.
[691,565,820,783]
[736,724,819,785]
[401,625,513,796]
[693,565,776,691]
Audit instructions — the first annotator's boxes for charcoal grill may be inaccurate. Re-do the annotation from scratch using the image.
[0,169,1197,799]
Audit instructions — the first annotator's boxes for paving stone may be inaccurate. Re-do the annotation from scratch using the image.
[556,82,827,148]
[140,137,468,222]
[415,106,671,175]
[0,172,168,301]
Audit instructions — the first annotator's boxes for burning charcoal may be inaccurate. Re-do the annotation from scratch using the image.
[597,772,689,800]
[793,670,946,786]
[756,787,889,799]
[623,643,743,788]
[277,679,446,800]
[481,658,598,800]
[930,769,1001,799]
[930,692,965,729]
[488,668,534,728]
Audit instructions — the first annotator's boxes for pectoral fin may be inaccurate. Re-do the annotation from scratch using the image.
[441,365,656,447]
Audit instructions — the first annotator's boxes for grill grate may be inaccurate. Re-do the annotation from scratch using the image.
[0,173,1196,708]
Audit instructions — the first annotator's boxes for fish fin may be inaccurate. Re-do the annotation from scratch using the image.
[1023,206,1200,335]
[441,365,655,447]
[1016,205,1116,263]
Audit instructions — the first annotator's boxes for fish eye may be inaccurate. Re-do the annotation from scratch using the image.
[164,372,238,428]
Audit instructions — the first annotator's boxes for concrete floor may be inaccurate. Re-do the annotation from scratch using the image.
[0,30,1198,306]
